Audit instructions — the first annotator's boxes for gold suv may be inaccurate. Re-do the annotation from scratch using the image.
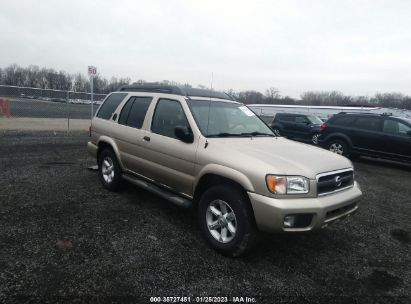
[88,85,362,257]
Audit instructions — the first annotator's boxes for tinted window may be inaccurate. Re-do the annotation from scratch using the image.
[383,119,411,135]
[151,99,190,139]
[118,96,152,128]
[295,116,309,123]
[353,117,382,131]
[118,97,135,125]
[331,116,355,126]
[97,93,127,119]
[279,115,295,122]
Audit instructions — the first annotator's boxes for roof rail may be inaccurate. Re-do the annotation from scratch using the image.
[338,111,393,116]
[117,84,234,100]
[338,112,378,115]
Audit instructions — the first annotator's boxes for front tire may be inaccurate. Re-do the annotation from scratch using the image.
[311,133,320,145]
[98,148,122,191]
[198,185,258,257]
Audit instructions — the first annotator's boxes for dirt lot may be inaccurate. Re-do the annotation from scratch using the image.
[0,131,410,303]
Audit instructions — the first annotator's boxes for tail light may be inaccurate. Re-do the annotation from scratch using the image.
[320,123,327,132]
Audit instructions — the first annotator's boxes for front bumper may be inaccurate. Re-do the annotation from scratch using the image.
[248,182,362,233]
[87,141,98,157]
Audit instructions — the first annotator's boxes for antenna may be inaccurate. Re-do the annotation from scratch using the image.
[205,72,214,137]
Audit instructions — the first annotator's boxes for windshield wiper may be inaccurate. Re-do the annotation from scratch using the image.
[207,133,250,138]
[207,132,275,138]
[240,132,275,137]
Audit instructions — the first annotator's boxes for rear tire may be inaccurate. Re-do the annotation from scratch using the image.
[98,148,122,191]
[198,185,258,257]
[328,139,349,156]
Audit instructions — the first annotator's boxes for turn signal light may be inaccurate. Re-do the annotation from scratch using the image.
[266,175,286,194]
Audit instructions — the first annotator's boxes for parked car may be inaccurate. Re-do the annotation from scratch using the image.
[318,112,411,163]
[270,113,323,144]
[87,85,362,257]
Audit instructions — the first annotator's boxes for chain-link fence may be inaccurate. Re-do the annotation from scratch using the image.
[0,85,107,132]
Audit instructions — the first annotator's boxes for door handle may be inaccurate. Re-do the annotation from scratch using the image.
[143,136,151,142]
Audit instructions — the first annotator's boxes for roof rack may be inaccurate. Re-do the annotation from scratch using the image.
[118,84,234,100]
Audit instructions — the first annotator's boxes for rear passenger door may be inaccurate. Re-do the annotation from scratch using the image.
[143,98,197,197]
[111,96,153,177]
[350,116,383,153]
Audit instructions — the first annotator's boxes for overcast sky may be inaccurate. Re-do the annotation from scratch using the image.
[1,0,411,98]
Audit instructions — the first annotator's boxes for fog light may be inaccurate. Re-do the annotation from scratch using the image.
[283,214,313,228]
[284,215,296,228]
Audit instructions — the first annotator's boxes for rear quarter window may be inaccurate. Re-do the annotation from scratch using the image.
[352,117,382,131]
[96,93,127,120]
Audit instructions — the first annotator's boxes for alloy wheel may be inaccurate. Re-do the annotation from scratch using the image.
[102,156,115,183]
[206,199,237,243]
[329,143,344,155]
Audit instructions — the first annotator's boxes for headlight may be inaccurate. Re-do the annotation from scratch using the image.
[266,175,309,194]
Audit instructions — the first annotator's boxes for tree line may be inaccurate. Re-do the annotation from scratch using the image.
[0,64,130,94]
[1,64,410,110]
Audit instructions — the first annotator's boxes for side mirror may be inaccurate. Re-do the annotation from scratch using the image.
[175,125,194,143]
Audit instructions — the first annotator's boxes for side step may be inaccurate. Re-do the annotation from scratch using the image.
[122,173,192,208]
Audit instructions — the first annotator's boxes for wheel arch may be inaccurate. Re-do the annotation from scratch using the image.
[193,165,255,208]
[325,133,353,148]
[96,136,125,169]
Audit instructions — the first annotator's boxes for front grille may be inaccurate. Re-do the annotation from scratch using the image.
[317,169,354,196]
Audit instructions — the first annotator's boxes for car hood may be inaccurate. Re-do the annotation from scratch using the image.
[206,137,352,179]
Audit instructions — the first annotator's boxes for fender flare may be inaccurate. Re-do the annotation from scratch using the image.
[96,136,125,169]
[193,164,255,194]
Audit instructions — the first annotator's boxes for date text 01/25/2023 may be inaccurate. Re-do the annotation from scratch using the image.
[149,296,257,303]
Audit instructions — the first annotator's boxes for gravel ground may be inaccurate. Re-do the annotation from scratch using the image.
[0,131,410,303]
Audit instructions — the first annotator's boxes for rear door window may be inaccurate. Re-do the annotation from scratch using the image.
[118,96,152,129]
[279,115,295,122]
[352,117,382,131]
[383,119,411,136]
[96,93,127,120]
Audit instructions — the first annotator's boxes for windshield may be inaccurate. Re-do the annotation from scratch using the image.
[307,115,323,125]
[187,99,274,137]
